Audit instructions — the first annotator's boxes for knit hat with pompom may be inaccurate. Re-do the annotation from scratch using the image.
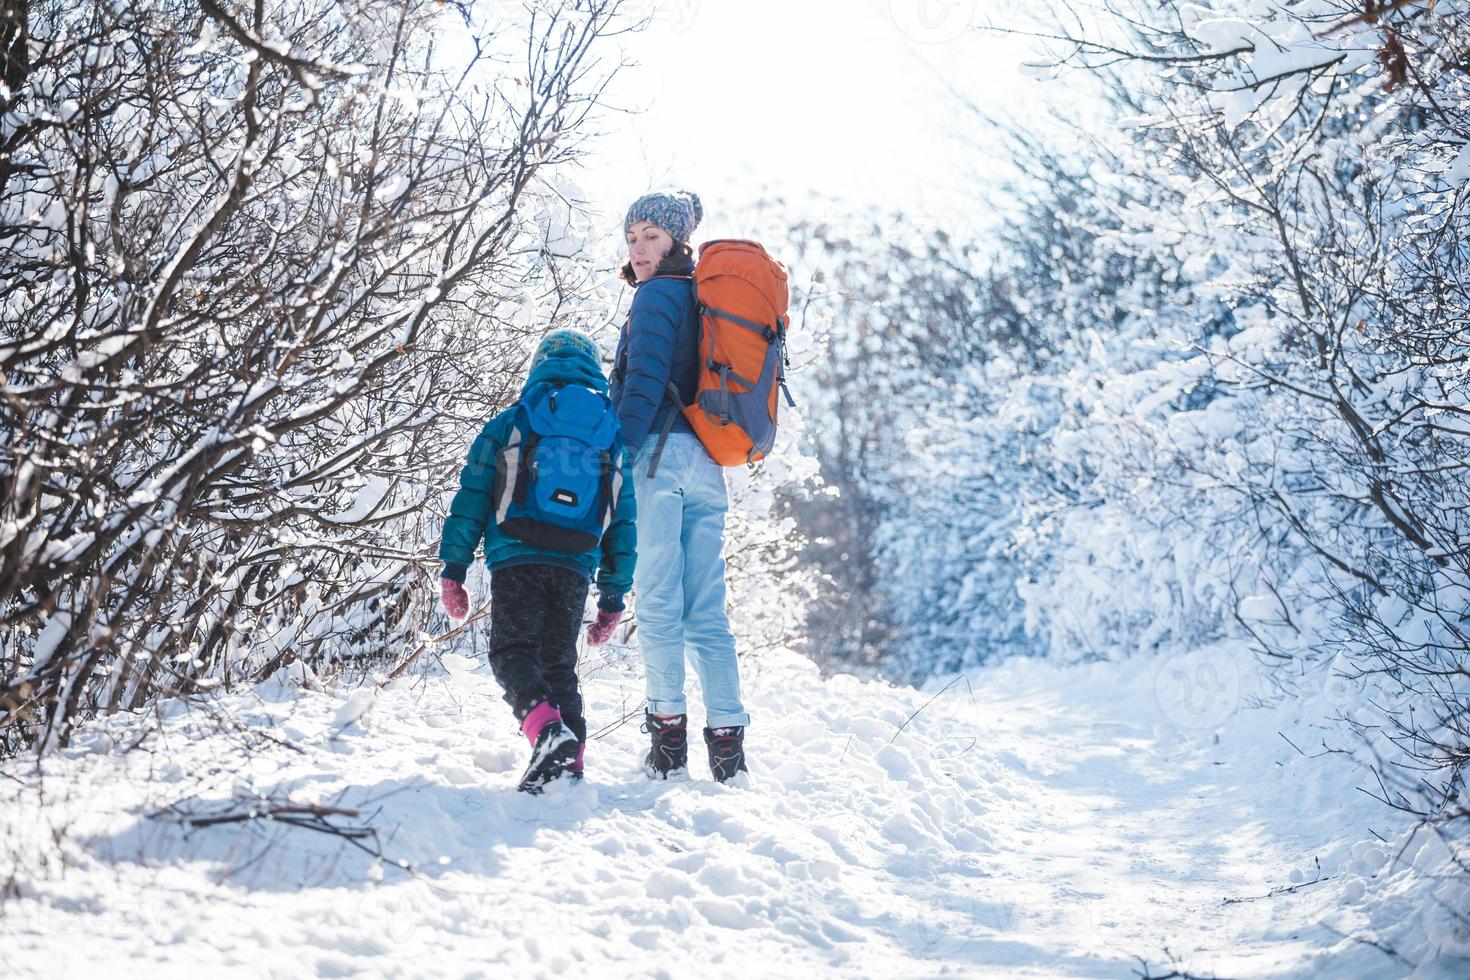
[529,328,600,371]
[623,189,703,244]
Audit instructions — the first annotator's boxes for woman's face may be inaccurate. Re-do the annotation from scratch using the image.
[625,220,674,282]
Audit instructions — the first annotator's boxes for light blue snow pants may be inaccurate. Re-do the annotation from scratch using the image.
[632,432,750,728]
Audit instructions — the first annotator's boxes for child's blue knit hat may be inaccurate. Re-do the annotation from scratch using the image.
[530,328,600,370]
[624,189,703,244]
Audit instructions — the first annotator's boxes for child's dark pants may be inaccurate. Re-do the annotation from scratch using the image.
[488,564,589,743]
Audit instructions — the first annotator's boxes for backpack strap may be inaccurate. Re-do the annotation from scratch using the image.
[646,381,684,478]
[599,447,614,525]
[512,428,538,506]
[704,303,797,408]
[776,314,796,408]
[703,304,778,342]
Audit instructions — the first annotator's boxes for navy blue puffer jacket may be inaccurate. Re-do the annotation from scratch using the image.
[610,253,700,454]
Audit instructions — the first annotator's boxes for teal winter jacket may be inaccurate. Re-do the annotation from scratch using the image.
[438,345,637,612]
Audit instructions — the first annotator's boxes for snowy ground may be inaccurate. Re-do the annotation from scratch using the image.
[2,639,1467,978]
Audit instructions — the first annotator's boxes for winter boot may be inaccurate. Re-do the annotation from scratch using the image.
[703,726,747,783]
[641,712,688,779]
[517,701,579,794]
[567,742,585,783]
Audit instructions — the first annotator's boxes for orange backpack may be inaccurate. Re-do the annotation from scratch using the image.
[649,239,793,474]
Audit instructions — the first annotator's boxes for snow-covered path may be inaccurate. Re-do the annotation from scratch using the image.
[1,644,1459,977]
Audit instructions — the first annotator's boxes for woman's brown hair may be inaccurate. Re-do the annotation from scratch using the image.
[620,241,694,287]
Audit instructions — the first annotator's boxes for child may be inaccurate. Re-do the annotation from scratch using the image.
[438,329,636,793]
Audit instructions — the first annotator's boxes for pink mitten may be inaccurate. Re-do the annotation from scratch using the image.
[586,609,622,646]
[441,578,469,621]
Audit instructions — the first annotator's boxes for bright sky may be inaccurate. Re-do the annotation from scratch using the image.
[570,0,1065,250]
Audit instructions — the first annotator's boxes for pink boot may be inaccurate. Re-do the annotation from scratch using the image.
[520,702,576,793]
[521,700,561,744]
[517,701,578,794]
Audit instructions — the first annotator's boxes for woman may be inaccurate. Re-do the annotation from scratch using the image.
[609,189,750,783]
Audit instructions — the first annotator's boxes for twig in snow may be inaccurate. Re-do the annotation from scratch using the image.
[1222,858,1335,905]
[1133,966,1230,980]
[941,736,979,761]
[578,646,631,681]
[890,673,972,743]
[156,788,420,878]
[1315,920,1414,967]
[383,605,490,682]
[1133,951,1235,979]
[204,700,308,756]
[348,780,426,809]
[590,698,647,741]
[178,803,366,831]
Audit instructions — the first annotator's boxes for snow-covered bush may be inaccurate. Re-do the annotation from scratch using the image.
[0,0,625,752]
[784,138,1186,676]
[1018,0,1470,815]
[794,0,1470,835]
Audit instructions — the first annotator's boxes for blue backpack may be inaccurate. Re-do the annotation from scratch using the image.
[493,381,624,553]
